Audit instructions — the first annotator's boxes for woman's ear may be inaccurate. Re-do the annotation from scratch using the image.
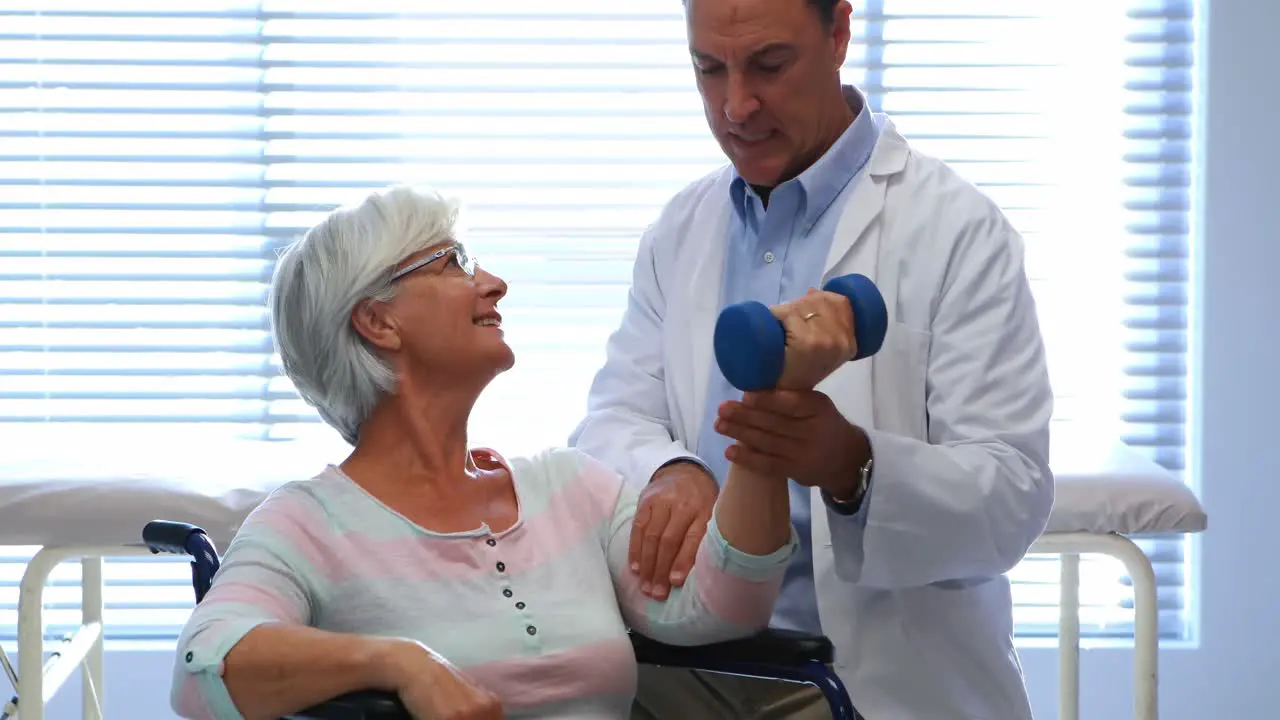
[350,298,401,352]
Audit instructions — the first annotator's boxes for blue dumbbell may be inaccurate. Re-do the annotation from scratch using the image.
[713,273,889,392]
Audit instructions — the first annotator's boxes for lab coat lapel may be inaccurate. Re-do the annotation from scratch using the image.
[811,119,911,645]
[815,118,911,437]
[820,117,909,278]
[809,182,882,599]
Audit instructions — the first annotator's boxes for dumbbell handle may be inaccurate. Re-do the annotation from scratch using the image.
[712,273,888,392]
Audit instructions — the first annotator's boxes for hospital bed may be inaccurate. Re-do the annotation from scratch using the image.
[0,420,1205,720]
[1031,423,1206,720]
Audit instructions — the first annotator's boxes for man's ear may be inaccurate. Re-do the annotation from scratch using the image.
[350,298,401,352]
[830,1,853,69]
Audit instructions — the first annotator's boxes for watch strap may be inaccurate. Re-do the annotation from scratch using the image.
[823,455,873,516]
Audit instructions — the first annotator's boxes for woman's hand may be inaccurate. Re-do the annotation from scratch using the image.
[378,639,504,720]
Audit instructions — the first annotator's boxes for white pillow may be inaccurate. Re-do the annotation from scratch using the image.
[1046,421,1207,535]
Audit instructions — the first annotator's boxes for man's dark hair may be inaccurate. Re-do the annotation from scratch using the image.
[808,0,838,26]
[683,0,839,27]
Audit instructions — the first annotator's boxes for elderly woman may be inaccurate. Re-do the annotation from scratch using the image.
[169,185,854,720]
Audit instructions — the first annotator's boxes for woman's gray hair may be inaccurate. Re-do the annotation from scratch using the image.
[268,185,460,446]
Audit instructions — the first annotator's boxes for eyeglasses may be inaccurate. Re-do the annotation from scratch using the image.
[388,242,476,283]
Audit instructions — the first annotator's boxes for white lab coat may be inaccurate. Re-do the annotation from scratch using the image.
[570,116,1055,719]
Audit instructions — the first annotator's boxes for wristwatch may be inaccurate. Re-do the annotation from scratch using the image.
[822,455,873,516]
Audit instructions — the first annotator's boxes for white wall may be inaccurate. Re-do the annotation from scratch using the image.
[22,1,1280,718]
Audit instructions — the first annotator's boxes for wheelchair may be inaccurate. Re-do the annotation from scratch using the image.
[144,519,859,719]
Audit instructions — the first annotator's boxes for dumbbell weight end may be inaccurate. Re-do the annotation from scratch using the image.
[712,273,888,392]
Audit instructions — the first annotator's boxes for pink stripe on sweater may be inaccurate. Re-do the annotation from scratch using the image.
[691,541,786,629]
[172,674,216,720]
[462,636,636,710]
[256,454,622,586]
[204,579,305,624]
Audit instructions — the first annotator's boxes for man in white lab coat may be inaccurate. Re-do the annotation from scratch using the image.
[569,0,1055,717]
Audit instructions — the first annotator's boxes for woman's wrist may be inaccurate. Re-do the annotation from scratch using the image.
[368,637,440,692]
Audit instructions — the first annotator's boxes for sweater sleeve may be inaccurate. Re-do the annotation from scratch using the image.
[577,451,797,645]
[170,490,320,720]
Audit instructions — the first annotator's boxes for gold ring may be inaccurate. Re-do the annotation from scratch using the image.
[802,312,818,320]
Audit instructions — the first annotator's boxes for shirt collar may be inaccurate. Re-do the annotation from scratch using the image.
[729,85,878,232]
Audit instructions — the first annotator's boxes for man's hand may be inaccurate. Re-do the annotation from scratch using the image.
[629,461,719,599]
[772,288,857,391]
[715,390,870,501]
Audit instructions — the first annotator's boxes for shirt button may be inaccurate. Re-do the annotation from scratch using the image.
[503,589,513,598]
[526,625,537,636]
[763,250,775,264]
[496,561,505,572]
[486,538,496,547]
[515,601,526,610]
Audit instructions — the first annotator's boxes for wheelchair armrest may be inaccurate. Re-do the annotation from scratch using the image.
[285,632,832,719]
[284,631,832,719]
[629,627,834,669]
[285,690,411,720]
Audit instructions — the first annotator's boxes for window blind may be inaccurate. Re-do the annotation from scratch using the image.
[0,0,1197,644]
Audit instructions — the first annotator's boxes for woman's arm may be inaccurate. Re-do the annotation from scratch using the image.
[711,456,792,556]
[204,625,496,720]
[596,287,865,641]
[170,491,371,720]
[207,626,402,720]
[585,451,797,646]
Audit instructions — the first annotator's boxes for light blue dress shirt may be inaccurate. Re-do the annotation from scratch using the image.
[694,97,883,634]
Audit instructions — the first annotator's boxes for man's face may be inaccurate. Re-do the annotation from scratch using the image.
[686,0,852,187]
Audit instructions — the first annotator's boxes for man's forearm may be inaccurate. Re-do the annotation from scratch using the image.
[571,406,697,488]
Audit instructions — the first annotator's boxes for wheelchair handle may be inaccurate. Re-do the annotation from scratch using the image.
[713,273,889,392]
[144,520,222,604]
[143,520,208,556]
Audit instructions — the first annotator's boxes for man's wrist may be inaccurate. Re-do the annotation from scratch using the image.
[656,457,699,472]
[653,457,710,483]
[823,425,873,512]
[822,468,869,515]
[823,471,862,503]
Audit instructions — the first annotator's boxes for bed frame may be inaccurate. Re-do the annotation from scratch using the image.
[1031,532,1160,720]
[6,547,149,720]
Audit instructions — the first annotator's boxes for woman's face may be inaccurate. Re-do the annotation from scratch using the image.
[356,240,515,387]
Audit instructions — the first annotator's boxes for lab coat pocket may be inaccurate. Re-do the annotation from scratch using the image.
[875,321,931,441]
